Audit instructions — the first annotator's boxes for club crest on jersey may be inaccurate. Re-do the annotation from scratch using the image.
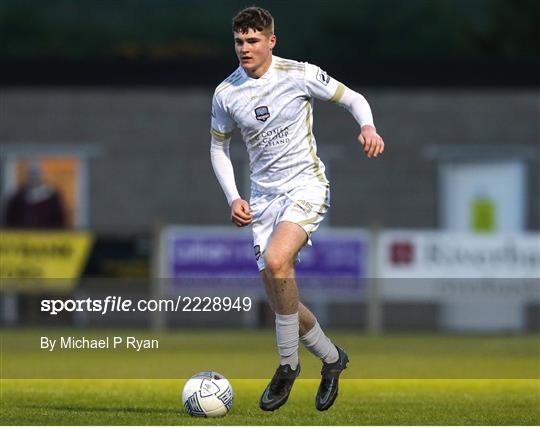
[316,68,330,86]
[254,106,270,122]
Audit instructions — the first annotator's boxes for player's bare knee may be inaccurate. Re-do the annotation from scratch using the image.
[264,252,292,277]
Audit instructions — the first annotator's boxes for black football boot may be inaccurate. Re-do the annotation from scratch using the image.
[315,346,349,411]
[259,363,301,411]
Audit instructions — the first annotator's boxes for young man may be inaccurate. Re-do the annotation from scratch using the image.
[210,7,384,411]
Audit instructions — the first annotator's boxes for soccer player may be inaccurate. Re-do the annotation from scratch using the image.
[210,7,384,411]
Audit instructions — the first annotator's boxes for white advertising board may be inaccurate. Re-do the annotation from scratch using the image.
[377,230,540,331]
[378,230,539,279]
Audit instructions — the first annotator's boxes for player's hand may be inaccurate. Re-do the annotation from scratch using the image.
[231,198,252,227]
[358,125,385,158]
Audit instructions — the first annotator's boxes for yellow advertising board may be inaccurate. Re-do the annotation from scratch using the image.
[0,231,94,292]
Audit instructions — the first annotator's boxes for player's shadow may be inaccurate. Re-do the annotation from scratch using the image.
[24,404,178,415]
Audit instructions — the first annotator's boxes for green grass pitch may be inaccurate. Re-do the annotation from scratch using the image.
[1,329,539,425]
[2,379,538,425]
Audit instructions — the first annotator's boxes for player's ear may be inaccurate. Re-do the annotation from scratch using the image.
[269,34,276,49]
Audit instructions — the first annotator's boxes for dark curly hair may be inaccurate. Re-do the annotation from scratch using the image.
[232,6,274,35]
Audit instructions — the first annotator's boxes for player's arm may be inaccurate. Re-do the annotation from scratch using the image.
[337,87,384,158]
[210,136,252,227]
[304,64,384,158]
[210,94,252,227]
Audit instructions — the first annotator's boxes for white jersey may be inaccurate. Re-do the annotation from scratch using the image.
[211,55,347,196]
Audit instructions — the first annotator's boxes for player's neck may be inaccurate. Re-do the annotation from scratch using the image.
[244,55,273,79]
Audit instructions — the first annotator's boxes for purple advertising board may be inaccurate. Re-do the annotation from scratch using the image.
[163,227,368,279]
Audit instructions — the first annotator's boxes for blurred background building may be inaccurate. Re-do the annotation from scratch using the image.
[0,0,539,331]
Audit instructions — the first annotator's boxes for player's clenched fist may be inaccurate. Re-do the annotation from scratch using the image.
[231,198,252,227]
[358,125,385,158]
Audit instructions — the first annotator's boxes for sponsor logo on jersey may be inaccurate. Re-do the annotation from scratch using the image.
[259,126,290,148]
[316,68,330,86]
[255,106,270,122]
[254,245,261,261]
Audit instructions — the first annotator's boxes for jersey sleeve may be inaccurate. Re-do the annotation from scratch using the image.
[304,63,346,103]
[210,93,236,141]
[304,62,374,128]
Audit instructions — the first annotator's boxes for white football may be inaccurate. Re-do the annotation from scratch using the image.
[182,371,233,417]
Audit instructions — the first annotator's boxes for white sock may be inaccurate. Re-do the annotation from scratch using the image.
[275,312,299,370]
[300,322,339,364]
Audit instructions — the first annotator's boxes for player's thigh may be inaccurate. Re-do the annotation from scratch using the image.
[264,220,308,267]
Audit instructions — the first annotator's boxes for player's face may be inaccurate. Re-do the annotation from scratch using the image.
[234,29,276,78]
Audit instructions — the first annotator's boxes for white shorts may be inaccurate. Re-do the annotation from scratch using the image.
[250,182,330,271]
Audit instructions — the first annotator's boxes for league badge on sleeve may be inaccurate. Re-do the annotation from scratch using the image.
[255,106,270,122]
[316,68,331,86]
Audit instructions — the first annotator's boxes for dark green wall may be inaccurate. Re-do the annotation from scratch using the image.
[2,0,539,62]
